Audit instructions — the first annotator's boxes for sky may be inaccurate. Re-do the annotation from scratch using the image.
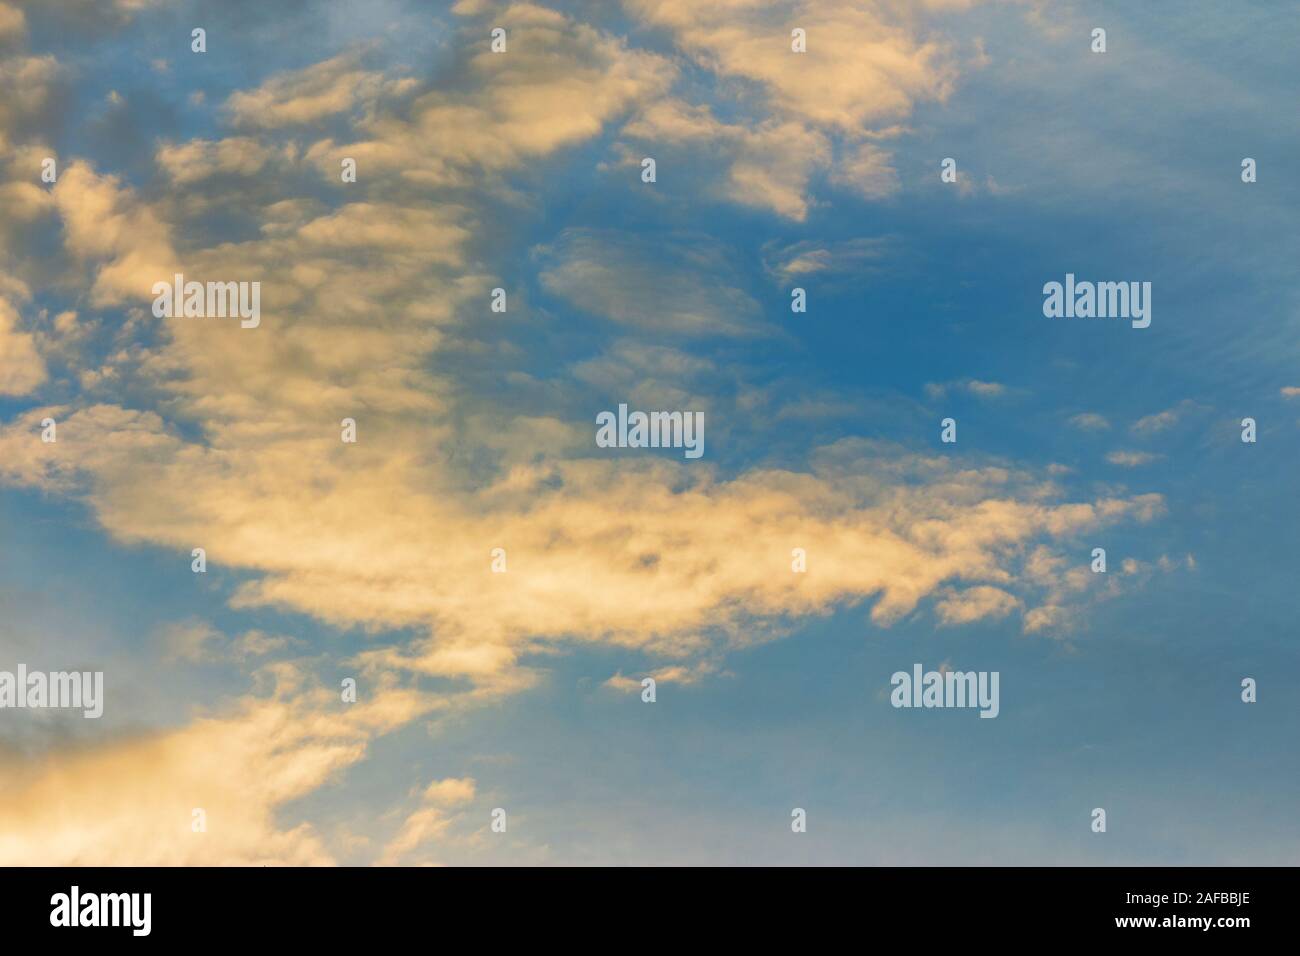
[0,0,1297,865]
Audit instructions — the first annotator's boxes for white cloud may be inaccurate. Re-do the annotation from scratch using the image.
[926,379,1009,401]
[1068,412,1110,431]
[1131,408,1180,435]
[1106,450,1160,467]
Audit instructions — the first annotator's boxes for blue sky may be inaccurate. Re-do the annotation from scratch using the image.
[0,0,1296,864]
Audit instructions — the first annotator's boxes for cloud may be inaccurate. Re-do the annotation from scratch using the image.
[618,98,833,220]
[829,140,901,199]
[155,137,291,185]
[225,49,413,129]
[303,4,675,187]
[1130,407,1180,435]
[925,379,1009,401]
[422,777,477,806]
[0,666,444,865]
[571,340,714,410]
[1068,412,1110,431]
[0,295,46,395]
[0,53,61,152]
[160,620,224,663]
[935,585,1021,625]
[1106,450,1160,467]
[49,163,178,307]
[376,807,456,865]
[537,228,763,335]
[605,661,718,691]
[0,3,24,42]
[162,620,302,664]
[613,0,988,215]
[1022,603,1074,634]
[0,393,1167,689]
[377,776,478,864]
[762,237,890,284]
[624,0,966,132]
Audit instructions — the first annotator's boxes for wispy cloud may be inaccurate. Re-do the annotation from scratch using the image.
[536,228,764,335]
[1068,413,1110,431]
[1106,450,1161,467]
[926,379,1010,401]
[1131,409,1180,434]
[762,237,891,284]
